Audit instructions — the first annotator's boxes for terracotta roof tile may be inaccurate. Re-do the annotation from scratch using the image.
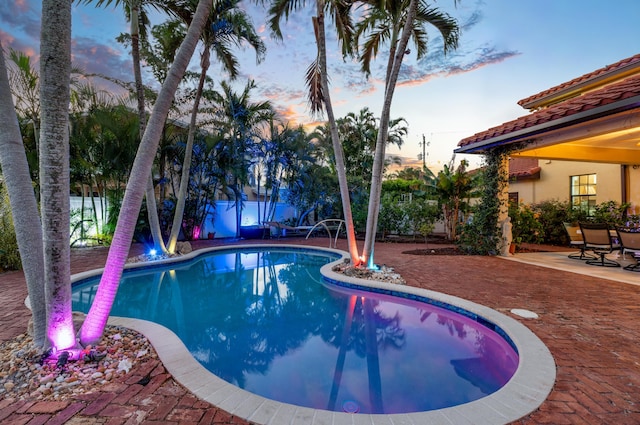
[458,73,640,148]
[518,54,640,108]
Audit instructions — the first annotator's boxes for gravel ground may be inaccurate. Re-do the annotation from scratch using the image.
[0,323,157,402]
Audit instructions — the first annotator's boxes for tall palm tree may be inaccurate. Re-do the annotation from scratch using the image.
[357,0,459,267]
[79,0,213,346]
[0,45,47,349]
[267,0,362,266]
[76,0,175,254]
[166,0,266,253]
[38,0,77,352]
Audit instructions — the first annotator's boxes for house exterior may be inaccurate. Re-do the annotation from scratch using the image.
[507,157,623,208]
[456,53,640,217]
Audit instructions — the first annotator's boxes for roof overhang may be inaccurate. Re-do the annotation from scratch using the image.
[455,96,640,165]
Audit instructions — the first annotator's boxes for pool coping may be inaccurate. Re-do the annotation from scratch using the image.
[77,244,556,425]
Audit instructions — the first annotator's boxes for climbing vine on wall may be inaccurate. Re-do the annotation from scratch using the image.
[457,146,512,255]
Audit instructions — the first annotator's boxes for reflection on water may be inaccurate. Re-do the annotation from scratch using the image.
[73,248,518,414]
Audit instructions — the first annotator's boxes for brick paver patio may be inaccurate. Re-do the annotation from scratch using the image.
[1,237,639,424]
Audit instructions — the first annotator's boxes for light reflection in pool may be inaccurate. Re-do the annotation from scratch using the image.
[72,247,518,414]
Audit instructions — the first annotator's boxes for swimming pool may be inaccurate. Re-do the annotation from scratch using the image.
[71,245,555,423]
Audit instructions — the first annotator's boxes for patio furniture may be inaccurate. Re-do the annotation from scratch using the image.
[616,228,640,272]
[563,222,596,260]
[264,221,313,238]
[579,222,621,267]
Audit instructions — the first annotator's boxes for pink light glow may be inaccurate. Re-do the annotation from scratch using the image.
[80,242,129,346]
[47,319,76,352]
[193,225,201,240]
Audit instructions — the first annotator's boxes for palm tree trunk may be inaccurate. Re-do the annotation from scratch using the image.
[131,0,167,254]
[362,0,418,267]
[314,5,361,266]
[79,0,213,346]
[167,52,209,253]
[39,0,76,351]
[0,45,47,349]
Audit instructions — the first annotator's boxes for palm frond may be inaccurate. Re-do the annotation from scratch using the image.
[268,0,307,40]
[305,59,324,116]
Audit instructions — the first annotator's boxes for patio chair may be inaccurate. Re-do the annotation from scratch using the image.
[563,223,596,260]
[578,222,620,267]
[616,228,640,272]
[264,221,313,238]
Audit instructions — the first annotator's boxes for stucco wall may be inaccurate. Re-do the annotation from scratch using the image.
[509,160,623,205]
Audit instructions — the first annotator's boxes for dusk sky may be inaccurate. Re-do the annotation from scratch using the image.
[2,0,639,171]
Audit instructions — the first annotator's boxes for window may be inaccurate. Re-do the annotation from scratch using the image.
[570,174,597,216]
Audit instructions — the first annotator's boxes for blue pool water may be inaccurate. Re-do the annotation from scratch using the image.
[72,247,518,414]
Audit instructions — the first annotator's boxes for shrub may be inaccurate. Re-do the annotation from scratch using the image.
[529,199,588,245]
[592,200,630,228]
[508,202,544,245]
[0,185,22,271]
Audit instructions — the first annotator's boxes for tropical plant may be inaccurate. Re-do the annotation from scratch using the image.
[402,196,439,241]
[0,183,23,271]
[166,0,266,252]
[267,0,362,265]
[79,0,213,346]
[356,0,460,267]
[435,158,474,241]
[76,0,180,254]
[209,79,273,237]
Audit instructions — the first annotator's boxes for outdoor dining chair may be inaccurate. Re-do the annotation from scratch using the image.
[563,222,596,260]
[578,222,621,267]
[616,228,640,272]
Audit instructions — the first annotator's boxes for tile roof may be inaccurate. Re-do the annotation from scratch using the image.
[509,158,540,179]
[518,54,640,109]
[458,72,640,149]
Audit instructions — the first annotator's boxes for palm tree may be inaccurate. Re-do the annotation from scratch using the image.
[76,0,175,254]
[267,0,362,266]
[436,158,474,240]
[357,0,459,267]
[210,80,273,237]
[38,0,77,352]
[166,0,266,253]
[0,45,47,349]
[79,0,213,346]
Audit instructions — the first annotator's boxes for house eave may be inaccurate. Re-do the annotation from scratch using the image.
[455,95,640,155]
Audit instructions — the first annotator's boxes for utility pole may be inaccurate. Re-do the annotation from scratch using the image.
[419,134,429,169]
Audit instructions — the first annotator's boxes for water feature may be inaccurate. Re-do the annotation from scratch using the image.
[73,246,519,415]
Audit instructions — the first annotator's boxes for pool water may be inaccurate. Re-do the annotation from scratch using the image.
[73,247,518,414]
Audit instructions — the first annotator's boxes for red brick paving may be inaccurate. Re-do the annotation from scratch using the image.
[1,237,639,424]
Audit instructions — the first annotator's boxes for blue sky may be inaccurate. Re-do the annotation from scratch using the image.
[2,0,639,171]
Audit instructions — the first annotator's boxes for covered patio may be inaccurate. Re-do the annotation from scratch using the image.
[456,53,640,210]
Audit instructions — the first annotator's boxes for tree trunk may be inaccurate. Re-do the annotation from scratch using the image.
[39,0,75,351]
[167,51,209,253]
[0,44,47,349]
[131,0,167,254]
[79,0,213,346]
[362,0,417,267]
[314,4,361,266]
